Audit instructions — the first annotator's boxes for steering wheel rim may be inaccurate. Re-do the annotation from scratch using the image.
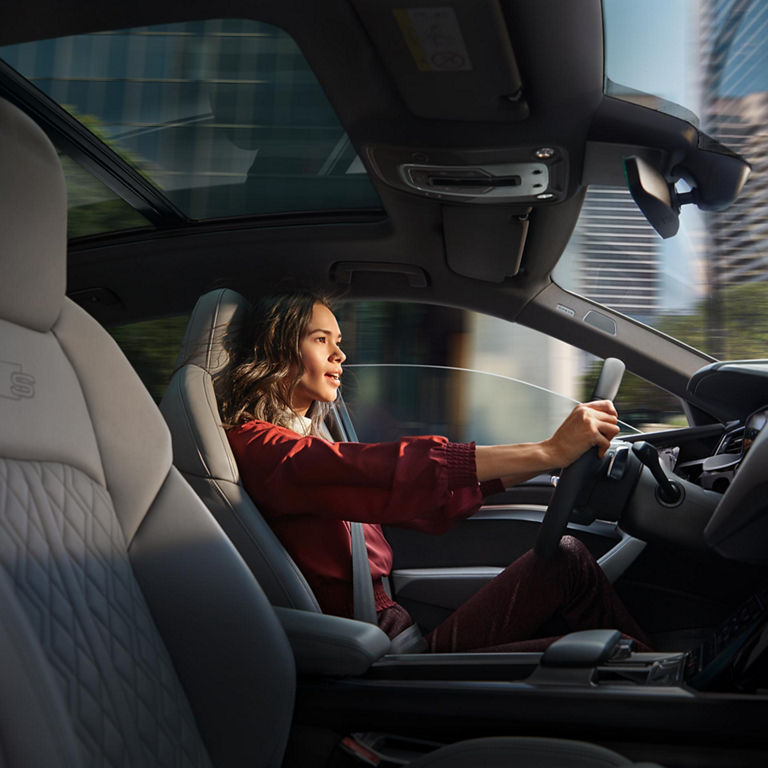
[534,358,625,559]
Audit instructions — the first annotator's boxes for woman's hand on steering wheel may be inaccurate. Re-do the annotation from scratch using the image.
[543,400,620,469]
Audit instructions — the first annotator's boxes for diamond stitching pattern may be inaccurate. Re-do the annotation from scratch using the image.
[0,458,212,768]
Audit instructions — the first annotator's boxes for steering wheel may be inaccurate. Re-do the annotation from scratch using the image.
[534,357,626,559]
[704,405,768,563]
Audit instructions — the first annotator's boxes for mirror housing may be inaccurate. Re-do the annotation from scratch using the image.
[588,97,751,238]
[623,155,680,239]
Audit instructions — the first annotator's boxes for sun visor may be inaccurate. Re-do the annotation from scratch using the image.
[442,205,529,282]
[351,0,528,121]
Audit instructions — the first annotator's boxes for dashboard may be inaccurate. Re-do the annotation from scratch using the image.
[674,405,768,493]
[580,361,768,564]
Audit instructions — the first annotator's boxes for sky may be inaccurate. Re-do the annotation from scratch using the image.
[604,0,704,312]
[603,0,698,115]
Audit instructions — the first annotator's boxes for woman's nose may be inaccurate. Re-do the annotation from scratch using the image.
[331,344,346,362]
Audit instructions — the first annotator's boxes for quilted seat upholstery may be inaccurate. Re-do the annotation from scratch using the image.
[0,95,295,767]
[0,459,208,766]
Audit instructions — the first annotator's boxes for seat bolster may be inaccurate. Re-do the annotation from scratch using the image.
[186,473,322,611]
[173,287,249,372]
[0,98,66,332]
[129,466,295,768]
[53,298,173,543]
[161,365,240,482]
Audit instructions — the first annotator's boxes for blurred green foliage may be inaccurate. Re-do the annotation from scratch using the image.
[660,282,768,360]
[60,153,150,238]
[59,108,152,238]
[108,316,189,402]
[582,283,768,429]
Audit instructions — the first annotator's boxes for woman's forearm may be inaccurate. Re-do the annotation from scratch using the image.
[475,442,554,483]
[475,400,620,484]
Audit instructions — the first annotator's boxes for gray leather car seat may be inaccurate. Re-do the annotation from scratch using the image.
[0,94,664,768]
[0,97,294,767]
[160,287,322,612]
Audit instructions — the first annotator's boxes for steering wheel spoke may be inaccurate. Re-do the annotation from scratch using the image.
[534,358,625,559]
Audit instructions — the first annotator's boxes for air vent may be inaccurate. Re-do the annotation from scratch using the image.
[717,426,744,455]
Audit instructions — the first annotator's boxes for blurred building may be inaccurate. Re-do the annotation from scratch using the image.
[571,185,662,321]
[705,92,768,286]
[700,0,768,289]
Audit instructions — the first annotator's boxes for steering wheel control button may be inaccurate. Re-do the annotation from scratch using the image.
[606,443,631,480]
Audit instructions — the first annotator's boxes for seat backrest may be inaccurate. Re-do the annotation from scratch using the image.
[0,97,295,767]
[160,288,322,612]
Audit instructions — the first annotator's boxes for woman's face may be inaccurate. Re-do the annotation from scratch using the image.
[291,302,346,416]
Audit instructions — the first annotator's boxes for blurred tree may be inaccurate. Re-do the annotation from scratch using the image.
[109,316,189,402]
[582,282,768,429]
[660,282,768,360]
[59,108,151,238]
[580,364,683,430]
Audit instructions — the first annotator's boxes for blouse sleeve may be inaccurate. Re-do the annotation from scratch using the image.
[227,420,500,534]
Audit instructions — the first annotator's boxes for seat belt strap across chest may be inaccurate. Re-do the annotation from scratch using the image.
[350,521,378,625]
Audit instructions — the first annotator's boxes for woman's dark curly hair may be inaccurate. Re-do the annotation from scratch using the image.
[217,291,335,434]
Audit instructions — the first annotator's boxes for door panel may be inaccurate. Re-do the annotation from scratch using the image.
[385,503,632,632]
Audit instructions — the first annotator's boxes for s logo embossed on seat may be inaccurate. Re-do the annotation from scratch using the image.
[0,361,36,400]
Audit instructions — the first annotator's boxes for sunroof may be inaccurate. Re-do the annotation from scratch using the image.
[0,19,382,226]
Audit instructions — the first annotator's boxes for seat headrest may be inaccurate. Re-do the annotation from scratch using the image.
[0,97,67,332]
[173,288,250,374]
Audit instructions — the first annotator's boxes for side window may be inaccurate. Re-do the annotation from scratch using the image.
[335,302,685,443]
[108,316,189,402]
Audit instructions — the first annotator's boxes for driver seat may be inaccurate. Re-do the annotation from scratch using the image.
[160,287,323,613]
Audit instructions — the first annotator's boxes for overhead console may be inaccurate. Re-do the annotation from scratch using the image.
[364,144,568,205]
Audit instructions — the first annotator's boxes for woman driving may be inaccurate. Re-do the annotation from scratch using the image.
[220,291,650,652]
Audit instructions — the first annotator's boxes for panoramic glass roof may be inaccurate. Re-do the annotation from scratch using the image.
[0,19,381,232]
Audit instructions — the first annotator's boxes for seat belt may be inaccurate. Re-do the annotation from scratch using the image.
[350,521,426,653]
[350,521,378,625]
[337,403,424,651]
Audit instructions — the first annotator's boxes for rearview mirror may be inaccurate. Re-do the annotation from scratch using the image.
[623,156,679,239]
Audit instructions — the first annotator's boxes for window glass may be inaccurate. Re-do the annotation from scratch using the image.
[106,301,683,432]
[0,19,381,224]
[335,302,683,442]
[60,154,150,237]
[558,1,768,360]
[108,316,189,402]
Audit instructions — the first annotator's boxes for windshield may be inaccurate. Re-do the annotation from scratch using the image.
[555,0,768,360]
